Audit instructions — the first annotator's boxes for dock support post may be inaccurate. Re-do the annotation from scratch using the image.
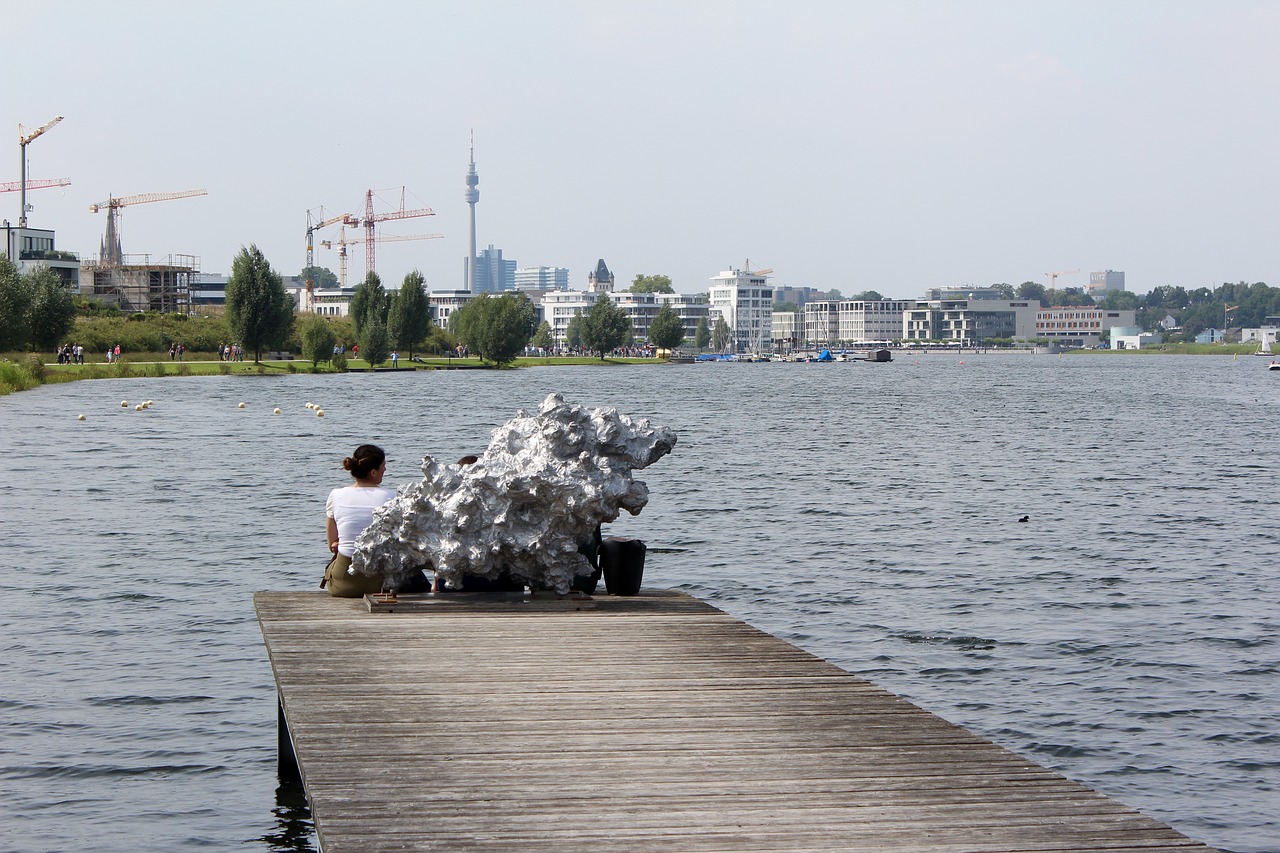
[277,694,300,781]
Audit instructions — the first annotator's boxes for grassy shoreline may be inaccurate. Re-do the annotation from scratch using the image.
[0,353,660,395]
[2,343,1268,396]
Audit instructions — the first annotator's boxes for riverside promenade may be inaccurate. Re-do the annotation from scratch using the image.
[255,589,1219,853]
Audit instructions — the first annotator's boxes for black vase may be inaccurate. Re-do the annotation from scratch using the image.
[600,537,645,596]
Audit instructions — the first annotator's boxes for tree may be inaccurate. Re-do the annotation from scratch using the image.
[1016,281,1046,303]
[1097,290,1139,311]
[0,254,32,352]
[25,266,77,350]
[773,300,799,314]
[849,290,884,302]
[565,313,583,348]
[388,270,431,358]
[531,320,554,351]
[711,317,731,352]
[580,296,630,359]
[630,274,675,294]
[648,302,685,351]
[821,288,843,301]
[360,318,391,367]
[300,265,338,290]
[349,271,388,337]
[299,315,338,366]
[990,283,1015,299]
[694,316,711,349]
[225,244,294,362]
[449,292,536,365]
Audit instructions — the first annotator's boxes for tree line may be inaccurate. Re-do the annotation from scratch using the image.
[0,255,78,352]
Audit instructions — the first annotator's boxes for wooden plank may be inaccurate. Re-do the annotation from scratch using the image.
[256,590,1221,853]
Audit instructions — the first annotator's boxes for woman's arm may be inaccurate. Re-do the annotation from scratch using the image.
[326,516,339,554]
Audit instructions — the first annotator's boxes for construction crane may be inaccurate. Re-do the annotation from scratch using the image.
[1043,268,1079,288]
[0,177,70,193]
[744,260,773,276]
[344,188,434,276]
[321,230,443,287]
[303,208,349,311]
[17,115,63,227]
[88,189,208,265]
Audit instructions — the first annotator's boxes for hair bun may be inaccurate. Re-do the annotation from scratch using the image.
[341,456,355,470]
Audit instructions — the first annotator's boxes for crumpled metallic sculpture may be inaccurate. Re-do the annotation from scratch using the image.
[350,393,677,594]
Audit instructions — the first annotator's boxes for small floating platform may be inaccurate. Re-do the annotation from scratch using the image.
[255,589,1219,852]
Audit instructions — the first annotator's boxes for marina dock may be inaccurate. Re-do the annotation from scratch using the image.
[255,589,1219,852]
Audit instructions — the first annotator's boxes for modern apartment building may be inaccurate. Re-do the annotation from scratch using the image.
[838,299,915,343]
[540,289,597,344]
[905,298,1039,343]
[1,224,80,292]
[708,268,773,353]
[429,289,477,328]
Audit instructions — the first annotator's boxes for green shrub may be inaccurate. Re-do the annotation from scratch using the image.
[332,352,348,370]
[22,354,45,383]
[176,363,191,376]
[146,362,167,377]
[0,361,38,394]
[114,361,135,378]
[218,362,231,375]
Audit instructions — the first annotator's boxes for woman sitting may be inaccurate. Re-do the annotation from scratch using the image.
[324,444,429,597]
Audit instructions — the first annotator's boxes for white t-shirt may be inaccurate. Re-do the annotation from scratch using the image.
[326,485,397,557]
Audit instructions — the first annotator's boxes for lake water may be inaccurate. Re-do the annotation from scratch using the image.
[1,354,1276,852]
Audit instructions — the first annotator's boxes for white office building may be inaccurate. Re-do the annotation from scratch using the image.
[1087,270,1126,296]
[708,268,773,353]
[515,266,569,292]
[1036,307,1137,347]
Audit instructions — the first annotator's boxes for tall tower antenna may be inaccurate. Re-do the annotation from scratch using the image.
[465,131,480,293]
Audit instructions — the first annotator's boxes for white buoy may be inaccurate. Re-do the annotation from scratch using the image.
[273,408,282,415]
[316,409,325,417]
[77,414,86,421]
[135,404,143,411]
[238,402,246,409]
[121,401,128,408]
[305,402,314,409]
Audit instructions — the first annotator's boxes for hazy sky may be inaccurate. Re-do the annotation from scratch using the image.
[4,1,1278,297]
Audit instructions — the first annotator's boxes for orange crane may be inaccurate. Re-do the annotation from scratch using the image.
[1043,268,1079,288]
[321,229,443,287]
[89,189,208,265]
[18,115,63,226]
[344,188,434,277]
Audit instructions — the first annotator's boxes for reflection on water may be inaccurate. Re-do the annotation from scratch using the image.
[250,778,314,853]
[0,355,1276,852]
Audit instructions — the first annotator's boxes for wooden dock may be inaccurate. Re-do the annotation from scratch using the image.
[255,589,1220,852]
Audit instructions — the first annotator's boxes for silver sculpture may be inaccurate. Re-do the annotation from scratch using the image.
[350,393,677,594]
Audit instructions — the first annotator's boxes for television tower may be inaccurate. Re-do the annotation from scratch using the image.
[464,133,479,293]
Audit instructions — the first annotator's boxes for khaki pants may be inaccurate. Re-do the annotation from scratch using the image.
[323,553,387,598]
